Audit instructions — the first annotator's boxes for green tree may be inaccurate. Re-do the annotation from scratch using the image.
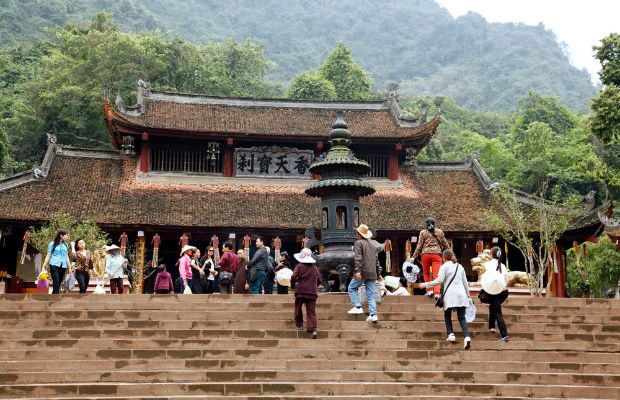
[28,212,109,254]
[512,92,576,137]
[487,185,581,296]
[590,32,620,144]
[590,86,620,144]
[566,235,620,298]
[1,13,279,170]
[594,33,620,87]
[286,71,336,100]
[590,33,620,143]
[443,130,518,181]
[318,42,372,100]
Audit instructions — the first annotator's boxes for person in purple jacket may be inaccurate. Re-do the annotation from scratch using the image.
[291,248,322,339]
[154,264,174,294]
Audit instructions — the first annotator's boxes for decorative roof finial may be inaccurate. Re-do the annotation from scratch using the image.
[329,111,351,145]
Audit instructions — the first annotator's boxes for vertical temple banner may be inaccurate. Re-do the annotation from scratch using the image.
[134,236,145,294]
[234,146,314,179]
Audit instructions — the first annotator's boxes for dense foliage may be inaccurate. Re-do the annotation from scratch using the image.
[27,212,109,254]
[566,235,620,298]
[590,33,620,144]
[1,0,596,112]
[286,71,336,100]
[0,7,617,210]
[317,42,372,100]
[0,13,279,173]
[287,42,372,100]
[407,92,618,203]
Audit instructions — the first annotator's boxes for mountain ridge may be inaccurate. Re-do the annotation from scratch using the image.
[0,0,597,112]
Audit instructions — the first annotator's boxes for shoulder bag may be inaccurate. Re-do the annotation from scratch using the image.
[435,264,459,308]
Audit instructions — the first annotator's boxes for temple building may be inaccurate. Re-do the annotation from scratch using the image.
[0,82,601,295]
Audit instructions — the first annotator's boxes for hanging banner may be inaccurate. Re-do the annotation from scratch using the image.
[234,146,313,179]
[20,232,30,265]
[120,232,128,257]
[274,237,282,261]
[211,235,220,265]
[504,242,510,271]
[243,235,251,259]
[384,239,392,273]
[404,239,411,260]
[152,234,160,268]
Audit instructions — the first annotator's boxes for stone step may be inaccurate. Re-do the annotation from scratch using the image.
[3,369,620,386]
[2,300,619,316]
[1,338,619,353]
[0,381,618,398]
[3,328,617,342]
[2,397,580,400]
[3,309,620,322]
[2,295,619,400]
[1,294,619,308]
[3,358,619,375]
[2,319,619,336]
[1,348,619,363]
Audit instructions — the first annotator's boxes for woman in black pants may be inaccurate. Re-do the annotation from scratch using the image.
[275,251,291,294]
[41,229,72,294]
[420,249,472,350]
[486,246,510,342]
[71,238,97,293]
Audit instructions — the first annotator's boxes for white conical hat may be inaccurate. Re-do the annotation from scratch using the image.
[481,270,507,295]
[276,268,293,286]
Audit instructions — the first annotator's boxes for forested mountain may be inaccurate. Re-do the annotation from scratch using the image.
[1,0,596,112]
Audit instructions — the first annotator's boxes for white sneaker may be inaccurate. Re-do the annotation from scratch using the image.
[464,337,471,350]
[348,307,364,315]
[425,291,434,297]
[366,314,378,323]
[446,333,456,342]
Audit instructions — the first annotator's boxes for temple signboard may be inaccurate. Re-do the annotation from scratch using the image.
[234,146,313,179]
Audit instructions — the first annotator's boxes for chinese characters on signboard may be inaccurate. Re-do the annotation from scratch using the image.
[234,146,314,179]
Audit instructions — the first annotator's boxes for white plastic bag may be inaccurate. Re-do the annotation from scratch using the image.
[63,272,76,292]
[93,284,106,295]
[183,285,193,295]
[465,298,476,323]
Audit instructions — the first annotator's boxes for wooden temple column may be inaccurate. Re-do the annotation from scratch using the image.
[134,231,146,293]
[140,133,150,173]
[389,143,402,181]
[224,137,234,177]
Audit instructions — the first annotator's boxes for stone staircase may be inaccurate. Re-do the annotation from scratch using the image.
[0,294,619,399]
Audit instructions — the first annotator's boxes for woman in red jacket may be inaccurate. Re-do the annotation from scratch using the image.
[291,248,322,339]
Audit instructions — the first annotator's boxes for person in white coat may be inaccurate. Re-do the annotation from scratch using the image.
[420,249,472,349]
[483,246,510,342]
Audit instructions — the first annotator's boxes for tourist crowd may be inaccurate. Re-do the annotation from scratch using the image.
[41,219,511,347]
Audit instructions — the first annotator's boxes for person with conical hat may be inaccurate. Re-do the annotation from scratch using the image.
[105,244,127,294]
[291,248,321,338]
[347,224,382,323]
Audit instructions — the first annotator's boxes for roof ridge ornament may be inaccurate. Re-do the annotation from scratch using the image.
[387,83,399,101]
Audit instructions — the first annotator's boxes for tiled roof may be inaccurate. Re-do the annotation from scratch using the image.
[104,92,440,142]
[0,150,497,232]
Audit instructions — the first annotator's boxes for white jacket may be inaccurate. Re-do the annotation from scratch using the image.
[426,261,470,310]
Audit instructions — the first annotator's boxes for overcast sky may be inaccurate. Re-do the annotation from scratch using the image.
[435,0,619,83]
